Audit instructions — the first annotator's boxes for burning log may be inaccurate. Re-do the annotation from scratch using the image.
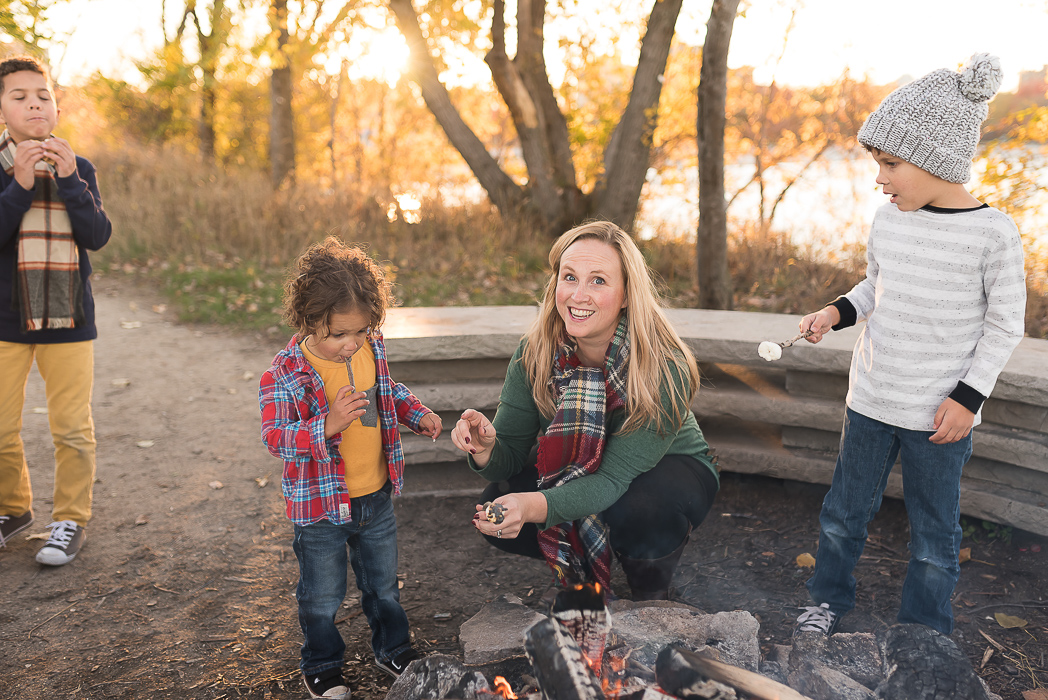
[524,617,605,700]
[656,644,815,700]
[549,584,611,677]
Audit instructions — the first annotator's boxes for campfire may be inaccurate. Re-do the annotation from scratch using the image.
[386,587,1000,700]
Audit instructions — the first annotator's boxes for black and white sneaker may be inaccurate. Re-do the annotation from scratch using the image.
[375,648,420,678]
[794,602,840,636]
[0,511,33,547]
[302,668,350,699]
[35,520,85,566]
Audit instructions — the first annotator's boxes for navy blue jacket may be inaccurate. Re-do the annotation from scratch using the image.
[0,155,112,344]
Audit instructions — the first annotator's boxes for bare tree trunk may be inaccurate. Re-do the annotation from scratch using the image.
[270,0,296,187]
[389,0,526,218]
[484,0,562,228]
[514,0,582,229]
[596,0,683,231]
[695,0,740,310]
[329,58,348,183]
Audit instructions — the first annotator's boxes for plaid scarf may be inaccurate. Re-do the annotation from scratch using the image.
[536,315,629,592]
[0,130,82,331]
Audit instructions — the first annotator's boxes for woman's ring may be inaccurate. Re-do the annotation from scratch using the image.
[496,530,502,538]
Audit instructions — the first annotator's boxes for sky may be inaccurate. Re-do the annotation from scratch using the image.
[36,0,1048,91]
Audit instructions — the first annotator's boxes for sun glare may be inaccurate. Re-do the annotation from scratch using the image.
[318,25,409,88]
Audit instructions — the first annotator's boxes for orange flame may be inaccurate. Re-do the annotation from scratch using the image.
[601,653,626,696]
[493,676,517,700]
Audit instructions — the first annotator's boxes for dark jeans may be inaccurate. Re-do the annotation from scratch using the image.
[806,408,972,634]
[292,480,411,674]
[480,452,719,560]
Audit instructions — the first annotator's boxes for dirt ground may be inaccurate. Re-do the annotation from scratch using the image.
[1,274,1046,700]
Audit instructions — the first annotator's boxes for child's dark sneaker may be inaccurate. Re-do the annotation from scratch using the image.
[794,602,840,636]
[0,511,33,547]
[302,668,349,699]
[375,648,420,678]
[35,520,85,566]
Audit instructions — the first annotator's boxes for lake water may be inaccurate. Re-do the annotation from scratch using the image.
[636,147,1048,260]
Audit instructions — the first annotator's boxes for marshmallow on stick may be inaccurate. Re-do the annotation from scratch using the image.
[757,330,813,362]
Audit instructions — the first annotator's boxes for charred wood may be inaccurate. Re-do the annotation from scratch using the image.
[656,644,815,700]
[874,624,993,700]
[524,618,605,700]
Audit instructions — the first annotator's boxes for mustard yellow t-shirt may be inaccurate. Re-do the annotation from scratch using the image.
[300,340,387,497]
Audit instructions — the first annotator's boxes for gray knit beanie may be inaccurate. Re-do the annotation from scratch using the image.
[857,53,1003,183]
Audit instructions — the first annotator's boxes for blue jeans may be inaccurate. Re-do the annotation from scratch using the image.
[806,408,972,634]
[292,482,411,674]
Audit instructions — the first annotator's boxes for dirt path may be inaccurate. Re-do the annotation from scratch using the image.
[1,274,1045,700]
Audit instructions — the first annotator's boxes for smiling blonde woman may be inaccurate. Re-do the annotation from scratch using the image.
[451,221,719,601]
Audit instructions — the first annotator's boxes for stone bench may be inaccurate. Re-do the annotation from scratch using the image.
[382,306,1048,537]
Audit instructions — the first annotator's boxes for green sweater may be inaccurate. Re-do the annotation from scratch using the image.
[470,340,718,530]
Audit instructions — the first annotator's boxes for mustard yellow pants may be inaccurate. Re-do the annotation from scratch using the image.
[0,341,96,527]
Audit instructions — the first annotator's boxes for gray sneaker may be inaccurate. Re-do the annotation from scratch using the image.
[0,511,34,547]
[36,520,85,566]
[794,603,840,636]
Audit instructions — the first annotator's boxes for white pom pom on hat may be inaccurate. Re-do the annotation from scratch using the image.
[959,52,1003,102]
[857,52,1002,183]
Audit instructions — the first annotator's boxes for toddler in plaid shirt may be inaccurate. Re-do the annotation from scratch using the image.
[259,237,440,699]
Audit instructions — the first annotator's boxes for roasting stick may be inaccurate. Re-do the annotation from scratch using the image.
[663,646,816,700]
[758,329,814,362]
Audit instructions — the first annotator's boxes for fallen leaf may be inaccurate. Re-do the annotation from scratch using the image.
[32,407,47,414]
[761,551,776,557]
[26,532,49,541]
[796,553,816,568]
[136,440,155,448]
[995,612,1028,628]
[135,515,149,526]
[958,547,971,564]
[111,378,131,388]
[120,321,142,329]
[980,646,993,669]
[255,474,270,488]
[152,304,166,314]
[227,387,237,395]
[1022,690,1048,700]
[242,371,254,381]
[209,481,224,490]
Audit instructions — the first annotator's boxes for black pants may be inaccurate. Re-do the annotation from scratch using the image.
[480,452,718,561]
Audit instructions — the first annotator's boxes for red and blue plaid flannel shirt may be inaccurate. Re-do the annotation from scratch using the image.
[259,331,431,526]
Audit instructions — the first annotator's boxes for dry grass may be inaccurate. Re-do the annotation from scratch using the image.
[89,143,1047,338]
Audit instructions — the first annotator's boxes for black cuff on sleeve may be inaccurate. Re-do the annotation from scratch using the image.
[948,381,987,415]
[829,297,857,330]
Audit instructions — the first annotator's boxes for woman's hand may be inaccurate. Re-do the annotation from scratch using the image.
[471,492,548,539]
[451,408,496,467]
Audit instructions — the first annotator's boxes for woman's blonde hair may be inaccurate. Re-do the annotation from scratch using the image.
[522,221,699,434]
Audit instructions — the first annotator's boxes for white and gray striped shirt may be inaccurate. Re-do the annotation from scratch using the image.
[841,203,1026,431]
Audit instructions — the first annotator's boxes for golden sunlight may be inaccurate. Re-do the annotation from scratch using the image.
[318,25,409,88]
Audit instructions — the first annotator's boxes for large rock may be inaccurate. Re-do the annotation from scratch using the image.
[607,601,760,671]
[385,654,492,700]
[459,594,547,664]
[789,631,883,689]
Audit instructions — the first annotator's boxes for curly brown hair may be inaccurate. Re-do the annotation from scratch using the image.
[282,237,394,339]
[0,55,52,96]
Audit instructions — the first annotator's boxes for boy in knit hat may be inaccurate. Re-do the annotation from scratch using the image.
[793,54,1026,636]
